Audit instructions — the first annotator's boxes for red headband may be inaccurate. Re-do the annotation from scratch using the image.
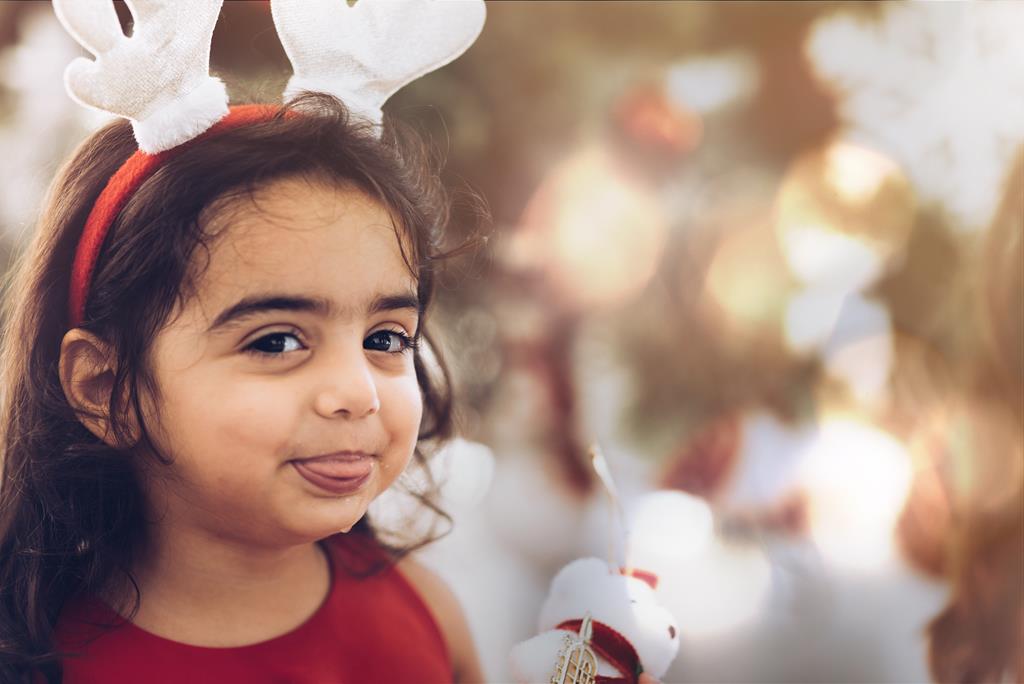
[67,103,293,329]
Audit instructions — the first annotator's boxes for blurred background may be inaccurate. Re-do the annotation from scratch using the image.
[1,1,1022,682]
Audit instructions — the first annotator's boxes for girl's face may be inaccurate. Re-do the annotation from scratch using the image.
[139,176,423,546]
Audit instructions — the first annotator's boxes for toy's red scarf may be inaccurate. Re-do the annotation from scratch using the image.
[556,619,642,684]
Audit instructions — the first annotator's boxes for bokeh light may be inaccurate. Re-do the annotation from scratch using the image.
[507,144,669,311]
[775,139,915,292]
[799,416,914,572]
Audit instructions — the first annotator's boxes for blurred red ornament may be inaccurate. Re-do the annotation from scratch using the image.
[620,567,659,590]
[660,413,741,499]
[612,83,702,162]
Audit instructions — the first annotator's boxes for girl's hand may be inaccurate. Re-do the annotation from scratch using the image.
[638,674,663,684]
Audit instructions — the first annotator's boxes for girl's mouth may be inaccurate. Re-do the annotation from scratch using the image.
[291,455,373,495]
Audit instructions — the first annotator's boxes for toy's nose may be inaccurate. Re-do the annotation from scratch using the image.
[668,625,676,639]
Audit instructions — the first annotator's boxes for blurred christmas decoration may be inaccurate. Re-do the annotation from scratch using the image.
[665,50,758,116]
[700,220,791,345]
[611,81,702,168]
[503,143,669,312]
[775,139,916,288]
[806,1,1024,232]
[0,5,112,243]
[775,139,917,406]
[797,415,914,573]
[490,301,595,497]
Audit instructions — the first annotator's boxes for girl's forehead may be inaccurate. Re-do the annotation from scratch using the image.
[205,176,392,239]
[189,178,418,323]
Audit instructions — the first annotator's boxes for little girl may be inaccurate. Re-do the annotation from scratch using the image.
[0,1,487,682]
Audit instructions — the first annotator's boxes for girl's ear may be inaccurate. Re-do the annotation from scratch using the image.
[59,328,135,448]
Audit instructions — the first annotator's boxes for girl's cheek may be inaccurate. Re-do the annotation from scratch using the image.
[392,375,425,432]
[176,381,298,463]
[217,388,296,443]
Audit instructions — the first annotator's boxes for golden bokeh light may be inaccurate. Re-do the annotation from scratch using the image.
[701,222,792,340]
[506,144,669,310]
[776,139,916,290]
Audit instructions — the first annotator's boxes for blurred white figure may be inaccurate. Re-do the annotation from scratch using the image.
[777,141,910,408]
[666,51,759,115]
[653,412,948,682]
[807,1,1024,232]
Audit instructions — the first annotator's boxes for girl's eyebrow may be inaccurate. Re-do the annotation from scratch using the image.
[206,291,421,333]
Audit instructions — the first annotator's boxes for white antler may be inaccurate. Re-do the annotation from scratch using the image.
[52,0,229,154]
[271,0,486,129]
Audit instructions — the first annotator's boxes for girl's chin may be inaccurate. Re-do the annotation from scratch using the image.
[289,506,370,540]
[271,521,361,548]
[275,478,377,540]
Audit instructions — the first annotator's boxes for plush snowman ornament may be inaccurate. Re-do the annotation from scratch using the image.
[509,557,680,683]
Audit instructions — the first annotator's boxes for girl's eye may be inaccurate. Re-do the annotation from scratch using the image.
[365,329,419,355]
[243,331,305,357]
[242,329,419,358]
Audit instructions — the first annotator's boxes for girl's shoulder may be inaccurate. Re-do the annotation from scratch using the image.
[392,554,486,684]
[323,532,484,682]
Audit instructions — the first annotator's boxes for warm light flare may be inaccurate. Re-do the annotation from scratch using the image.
[779,224,884,292]
[661,540,772,638]
[825,140,904,206]
[775,140,915,292]
[702,224,790,337]
[629,490,715,564]
[799,416,913,572]
[628,491,771,639]
[508,145,668,310]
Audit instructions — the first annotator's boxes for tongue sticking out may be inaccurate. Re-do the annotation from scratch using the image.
[297,456,372,480]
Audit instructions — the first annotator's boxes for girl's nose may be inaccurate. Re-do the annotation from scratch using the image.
[313,351,381,419]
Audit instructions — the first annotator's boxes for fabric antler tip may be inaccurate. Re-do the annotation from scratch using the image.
[131,78,231,154]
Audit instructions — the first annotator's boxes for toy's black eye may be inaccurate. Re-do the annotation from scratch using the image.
[630,599,637,604]
[668,626,676,639]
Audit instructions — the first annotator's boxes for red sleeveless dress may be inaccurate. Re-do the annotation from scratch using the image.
[53,535,453,683]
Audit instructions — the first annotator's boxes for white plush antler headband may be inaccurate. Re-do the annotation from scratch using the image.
[52,0,485,329]
[274,0,486,132]
[53,0,486,153]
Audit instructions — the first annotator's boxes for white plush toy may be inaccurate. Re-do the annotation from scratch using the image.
[509,557,680,683]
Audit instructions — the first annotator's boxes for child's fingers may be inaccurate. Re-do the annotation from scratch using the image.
[638,674,662,684]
